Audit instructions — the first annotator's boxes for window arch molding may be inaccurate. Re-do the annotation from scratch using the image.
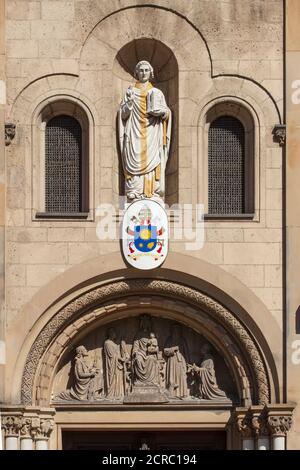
[198,98,260,220]
[32,95,95,220]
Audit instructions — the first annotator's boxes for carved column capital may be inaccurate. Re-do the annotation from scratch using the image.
[5,122,16,146]
[35,418,54,441]
[235,410,254,439]
[250,407,269,437]
[266,404,294,437]
[272,124,286,147]
[1,415,22,438]
[20,416,40,439]
[267,415,293,437]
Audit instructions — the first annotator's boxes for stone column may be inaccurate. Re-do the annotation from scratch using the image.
[235,409,255,450]
[250,406,269,450]
[1,415,22,450]
[268,412,293,450]
[34,418,54,451]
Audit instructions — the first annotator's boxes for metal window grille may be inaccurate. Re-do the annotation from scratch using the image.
[208,116,245,214]
[45,115,82,213]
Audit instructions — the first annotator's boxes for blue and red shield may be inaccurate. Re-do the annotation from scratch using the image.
[134,225,157,252]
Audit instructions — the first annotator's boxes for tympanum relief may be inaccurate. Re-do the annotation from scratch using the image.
[53,315,234,404]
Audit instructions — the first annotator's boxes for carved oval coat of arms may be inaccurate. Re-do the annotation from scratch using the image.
[122,200,168,270]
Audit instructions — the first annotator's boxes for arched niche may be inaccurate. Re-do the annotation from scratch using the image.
[113,38,179,206]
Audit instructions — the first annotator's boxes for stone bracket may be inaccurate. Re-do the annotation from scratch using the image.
[5,122,16,146]
[272,124,286,147]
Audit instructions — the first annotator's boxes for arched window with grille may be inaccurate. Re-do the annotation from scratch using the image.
[45,115,82,214]
[34,100,90,219]
[207,114,254,217]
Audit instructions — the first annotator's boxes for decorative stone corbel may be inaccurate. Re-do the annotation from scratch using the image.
[272,124,286,147]
[5,122,16,146]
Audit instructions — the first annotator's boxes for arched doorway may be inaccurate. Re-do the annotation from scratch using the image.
[17,269,277,449]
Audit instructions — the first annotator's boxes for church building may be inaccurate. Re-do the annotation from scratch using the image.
[1,0,300,450]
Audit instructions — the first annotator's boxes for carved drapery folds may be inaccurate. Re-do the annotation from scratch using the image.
[53,315,231,405]
[21,280,270,406]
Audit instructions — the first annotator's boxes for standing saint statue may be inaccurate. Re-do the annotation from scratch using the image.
[119,60,172,201]
[164,323,189,399]
[103,328,128,400]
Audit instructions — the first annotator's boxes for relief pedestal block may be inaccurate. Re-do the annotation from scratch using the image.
[124,385,169,404]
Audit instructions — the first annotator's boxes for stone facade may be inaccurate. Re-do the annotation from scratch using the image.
[1,0,298,450]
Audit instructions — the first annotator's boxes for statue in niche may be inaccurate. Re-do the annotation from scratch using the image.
[55,345,103,401]
[164,323,189,398]
[103,328,129,400]
[189,344,227,400]
[131,315,161,387]
[118,60,172,201]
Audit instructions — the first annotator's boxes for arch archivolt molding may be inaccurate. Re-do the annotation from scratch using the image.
[21,279,270,407]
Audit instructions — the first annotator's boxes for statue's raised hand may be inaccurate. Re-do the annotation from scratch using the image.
[126,86,135,102]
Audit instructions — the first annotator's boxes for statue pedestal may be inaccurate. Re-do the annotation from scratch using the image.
[124,385,169,404]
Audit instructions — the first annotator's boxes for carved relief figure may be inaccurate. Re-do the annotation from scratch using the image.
[147,332,159,358]
[131,315,160,387]
[119,60,172,201]
[54,318,234,404]
[56,345,101,401]
[103,328,128,399]
[190,344,227,400]
[164,323,189,398]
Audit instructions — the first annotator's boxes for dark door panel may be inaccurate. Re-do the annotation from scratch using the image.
[62,430,226,450]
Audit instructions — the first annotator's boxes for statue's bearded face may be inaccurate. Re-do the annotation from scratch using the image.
[136,64,151,83]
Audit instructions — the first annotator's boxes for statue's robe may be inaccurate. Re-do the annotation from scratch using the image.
[164,337,188,398]
[132,334,160,386]
[104,339,124,399]
[119,82,171,198]
[197,355,227,400]
[69,357,94,400]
